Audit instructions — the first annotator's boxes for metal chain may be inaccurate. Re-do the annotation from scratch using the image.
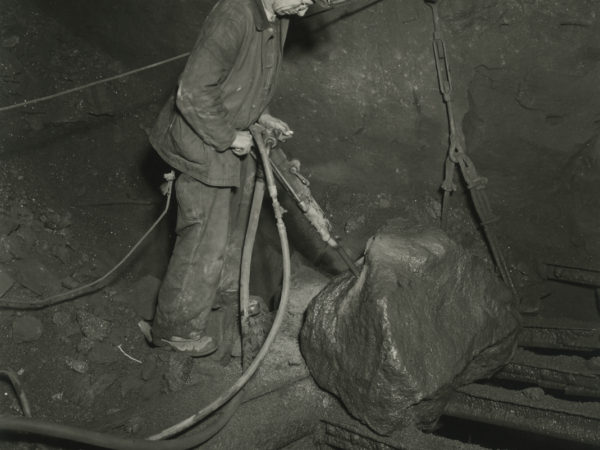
[425,0,520,301]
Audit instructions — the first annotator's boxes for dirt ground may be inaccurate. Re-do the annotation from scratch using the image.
[1,0,599,448]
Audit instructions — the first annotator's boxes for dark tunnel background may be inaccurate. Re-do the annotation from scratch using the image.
[0,0,599,448]
[2,0,599,272]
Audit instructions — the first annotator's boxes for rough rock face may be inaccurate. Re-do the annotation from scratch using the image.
[300,223,521,435]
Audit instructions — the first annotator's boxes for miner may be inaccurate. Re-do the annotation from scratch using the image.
[139,0,314,356]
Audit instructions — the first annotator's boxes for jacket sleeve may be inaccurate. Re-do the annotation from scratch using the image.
[176,15,244,152]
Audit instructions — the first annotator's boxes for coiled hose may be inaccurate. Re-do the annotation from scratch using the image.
[0,126,292,449]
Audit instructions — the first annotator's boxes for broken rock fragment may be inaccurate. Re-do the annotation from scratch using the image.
[0,213,18,235]
[12,258,62,296]
[76,310,112,341]
[0,267,15,297]
[12,315,43,343]
[40,209,72,231]
[65,357,89,374]
[301,223,520,435]
[70,374,118,408]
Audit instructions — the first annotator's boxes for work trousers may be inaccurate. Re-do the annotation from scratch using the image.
[152,157,257,340]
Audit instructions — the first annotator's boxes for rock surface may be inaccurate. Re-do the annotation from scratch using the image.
[301,223,521,435]
[12,315,43,343]
[12,257,61,296]
[0,267,14,297]
[118,274,161,321]
[76,310,112,341]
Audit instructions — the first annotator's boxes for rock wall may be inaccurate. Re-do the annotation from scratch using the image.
[3,0,599,269]
[274,0,600,267]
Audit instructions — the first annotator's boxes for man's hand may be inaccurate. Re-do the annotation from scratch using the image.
[231,130,253,156]
[258,113,294,141]
[272,0,314,16]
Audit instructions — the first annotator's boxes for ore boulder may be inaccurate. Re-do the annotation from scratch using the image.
[300,223,521,435]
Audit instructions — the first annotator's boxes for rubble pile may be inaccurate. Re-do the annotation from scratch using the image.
[0,193,213,429]
[0,199,88,303]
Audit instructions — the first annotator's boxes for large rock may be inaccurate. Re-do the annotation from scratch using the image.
[300,223,520,435]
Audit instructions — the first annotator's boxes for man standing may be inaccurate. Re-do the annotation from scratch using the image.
[143,0,314,356]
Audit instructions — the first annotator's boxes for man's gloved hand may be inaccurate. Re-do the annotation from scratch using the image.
[231,130,253,156]
[258,113,294,141]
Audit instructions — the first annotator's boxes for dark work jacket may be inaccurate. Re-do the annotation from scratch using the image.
[150,0,289,187]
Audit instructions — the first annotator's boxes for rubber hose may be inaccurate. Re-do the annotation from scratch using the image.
[149,127,292,440]
[0,132,292,446]
[0,392,242,450]
[0,370,32,417]
[240,176,265,319]
[0,174,175,310]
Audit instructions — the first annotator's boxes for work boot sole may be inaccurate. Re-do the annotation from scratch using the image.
[137,320,218,357]
[159,336,218,357]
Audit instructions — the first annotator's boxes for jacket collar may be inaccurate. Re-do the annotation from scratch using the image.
[253,0,273,30]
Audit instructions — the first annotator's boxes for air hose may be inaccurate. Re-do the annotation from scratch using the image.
[0,126,292,449]
[0,172,176,310]
[147,124,292,440]
[0,369,32,418]
[0,395,242,450]
[239,161,267,372]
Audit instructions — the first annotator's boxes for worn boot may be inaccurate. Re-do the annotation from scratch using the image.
[138,320,217,357]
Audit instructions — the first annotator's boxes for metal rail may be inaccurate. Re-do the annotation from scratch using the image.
[519,316,600,352]
[495,349,600,399]
[445,383,600,447]
[319,419,482,449]
[540,263,600,288]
